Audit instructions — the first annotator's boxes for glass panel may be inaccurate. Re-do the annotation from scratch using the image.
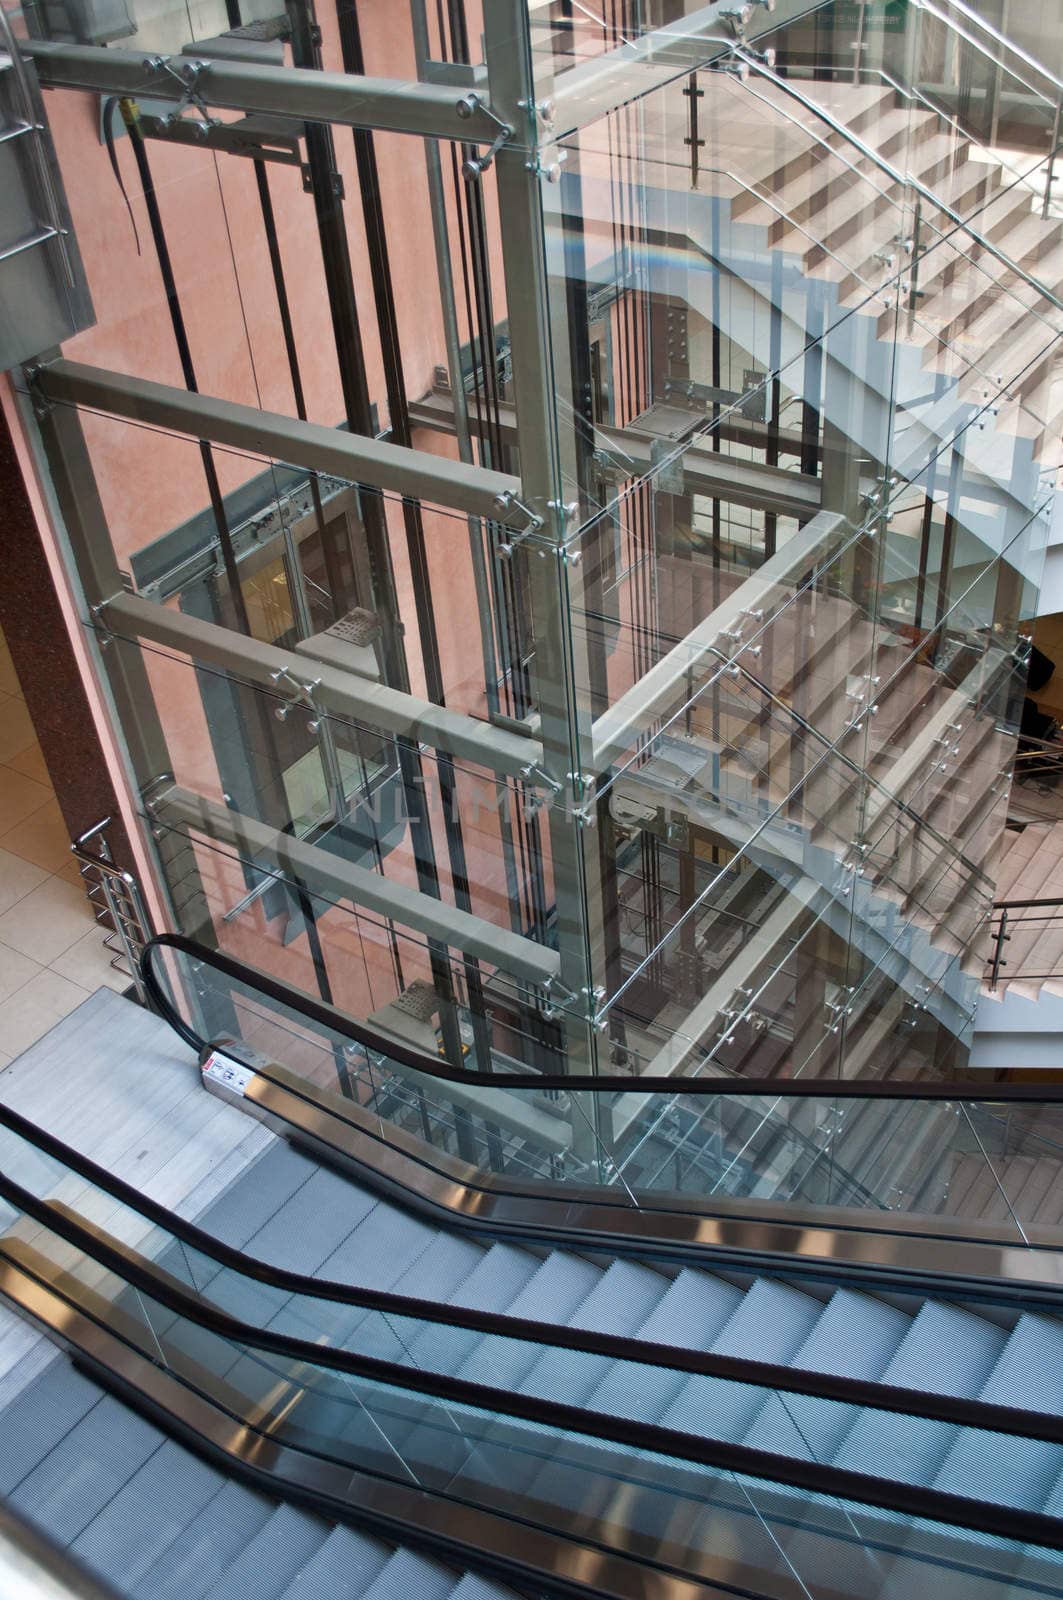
[147,939,1063,1250]
[5,1193,1063,1596]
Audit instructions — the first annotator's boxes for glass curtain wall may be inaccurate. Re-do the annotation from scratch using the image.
[4,0,1059,1175]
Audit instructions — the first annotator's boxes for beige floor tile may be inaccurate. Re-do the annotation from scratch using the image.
[6,741,51,788]
[0,698,35,766]
[0,876,94,966]
[0,1050,13,1071]
[55,855,86,885]
[0,766,52,833]
[50,928,132,996]
[0,798,71,874]
[0,970,91,1058]
[0,945,42,1003]
[0,847,50,915]
[0,646,20,699]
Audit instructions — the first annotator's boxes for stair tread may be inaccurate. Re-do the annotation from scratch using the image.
[8,1392,166,1548]
[202,1503,328,1600]
[360,1546,460,1600]
[832,1302,1007,1485]
[933,1315,1063,1510]
[70,1437,225,1591]
[281,1524,391,1598]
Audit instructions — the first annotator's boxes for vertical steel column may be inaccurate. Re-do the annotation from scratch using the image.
[284,0,468,1068]
[480,0,605,1121]
[22,380,212,940]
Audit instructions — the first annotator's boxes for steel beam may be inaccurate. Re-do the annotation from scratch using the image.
[102,591,542,779]
[24,40,500,142]
[482,0,606,1113]
[409,391,822,519]
[548,0,824,134]
[590,509,850,773]
[155,784,561,987]
[20,378,213,939]
[34,359,522,524]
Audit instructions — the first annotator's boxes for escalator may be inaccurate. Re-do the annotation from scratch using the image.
[2,940,1063,1597]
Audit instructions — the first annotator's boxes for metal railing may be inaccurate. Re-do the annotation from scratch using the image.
[70,818,152,1001]
[987,894,1063,990]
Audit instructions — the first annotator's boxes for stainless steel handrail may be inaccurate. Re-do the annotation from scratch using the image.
[914,0,1063,106]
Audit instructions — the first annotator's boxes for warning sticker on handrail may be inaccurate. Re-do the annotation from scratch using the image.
[202,1050,255,1097]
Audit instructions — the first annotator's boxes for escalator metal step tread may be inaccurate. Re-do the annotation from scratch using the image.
[70,1436,225,1591]
[203,1503,329,1599]
[1042,1466,1063,1520]
[133,1479,276,1600]
[245,1169,381,1276]
[447,1242,540,1313]
[933,1314,1063,1510]
[0,1359,100,1494]
[587,1269,744,1425]
[516,1260,668,1406]
[456,1252,600,1391]
[742,1289,912,1462]
[359,1545,461,1600]
[8,1393,165,1547]
[314,1200,437,1290]
[448,1571,525,1600]
[659,1278,823,1442]
[831,1301,1007,1487]
[196,1141,317,1249]
[398,1242,542,1376]
[387,1230,485,1304]
[391,1252,605,1472]
[281,1524,391,1596]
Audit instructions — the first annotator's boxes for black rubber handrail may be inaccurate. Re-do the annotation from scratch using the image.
[144,933,1063,1099]
[3,1090,1063,1447]
[5,1162,1063,1556]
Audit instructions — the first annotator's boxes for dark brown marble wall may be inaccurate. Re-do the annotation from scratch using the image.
[0,403,136,878]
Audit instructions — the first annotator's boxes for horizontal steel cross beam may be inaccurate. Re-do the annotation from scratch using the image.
[409,391,822,519]
[24,40,500,143]
[548,0,818,135]
[35,359,522,524]
[103,591,543,779]
[155,784,561,987]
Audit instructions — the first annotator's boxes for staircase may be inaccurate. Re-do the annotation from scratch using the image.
[985,821,1063,1000]
[582,56,1062,1079]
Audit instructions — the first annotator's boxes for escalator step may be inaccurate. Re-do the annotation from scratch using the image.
[517,1260,667,1406]
[933,1313,1063,1511]
[397,1242,540,1375]
[0,1359,99,1494]
[314,1200,437,1290]
[8,1392,165,1547]
[588,1268,744,1426]
[70,1437,224,1591]
[133,1478,275,1600]
[280,1523,391,1597]
[196,1142,317,1250]
[360,1545,462,1600]
[742,1288,911,1461]
[456,1252,600,1392]
[203,1503,328,1599]
[387,1229,484,1304]
[448,1572,524,1600]
[659,1278,823,1442]
[831,1301,1006,1487]
[245,1169,380,1276]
